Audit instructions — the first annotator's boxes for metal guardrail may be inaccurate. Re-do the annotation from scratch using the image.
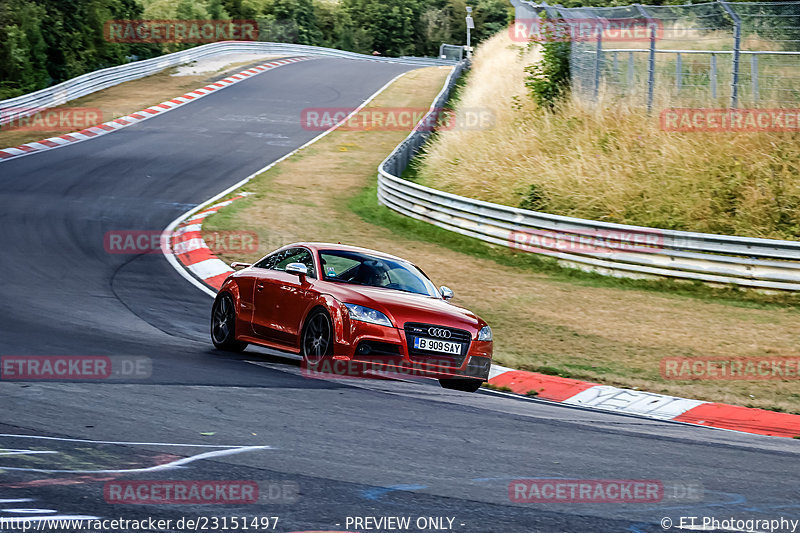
[377,63,800,291]
[0,41,455,126]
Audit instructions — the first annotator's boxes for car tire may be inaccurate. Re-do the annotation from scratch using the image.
[301,308,333,365]
[211,293,247,352]
[439,378,483,393]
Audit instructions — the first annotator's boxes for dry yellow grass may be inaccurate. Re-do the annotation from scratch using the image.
[205,65,800,414]
[417,31,800,239]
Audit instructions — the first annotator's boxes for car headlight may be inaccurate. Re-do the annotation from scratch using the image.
[477,325,493,341]
[344,304,393,327]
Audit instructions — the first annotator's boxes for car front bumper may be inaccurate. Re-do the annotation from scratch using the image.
[327,319,493,381]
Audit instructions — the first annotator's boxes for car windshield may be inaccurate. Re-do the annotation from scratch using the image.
[319,249,439,298]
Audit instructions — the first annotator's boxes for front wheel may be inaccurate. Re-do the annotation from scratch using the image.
[301,308,333,365]
[211,293,247,352]
[439,378,483,393]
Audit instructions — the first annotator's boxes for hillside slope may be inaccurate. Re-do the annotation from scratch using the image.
[417,32,800,240]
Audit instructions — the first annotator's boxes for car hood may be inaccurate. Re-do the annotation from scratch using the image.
[317,282,484,333]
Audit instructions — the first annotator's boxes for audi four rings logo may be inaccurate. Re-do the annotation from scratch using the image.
[428,328,452,339]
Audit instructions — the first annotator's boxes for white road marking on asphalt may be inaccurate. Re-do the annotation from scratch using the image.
[1,508,56,513]
[0,433,261,448]
[0,450,58,456]
[0,442,272,474]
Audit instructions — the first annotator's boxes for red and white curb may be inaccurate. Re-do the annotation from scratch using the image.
[0,57,311,163]
[488,365,800,438]
[170,195,248,290]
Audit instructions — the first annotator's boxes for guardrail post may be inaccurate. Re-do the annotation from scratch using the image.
[635,4,656,112]
[718,0,741,108]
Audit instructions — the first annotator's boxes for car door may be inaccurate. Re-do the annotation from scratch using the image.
[251,247,317,348]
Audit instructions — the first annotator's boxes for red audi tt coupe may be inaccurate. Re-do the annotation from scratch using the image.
[211,243,493,391]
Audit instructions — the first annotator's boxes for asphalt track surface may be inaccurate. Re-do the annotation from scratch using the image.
[0,57,797,533]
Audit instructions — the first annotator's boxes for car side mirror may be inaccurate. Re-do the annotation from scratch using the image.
[285,262,309,277]
[439,286,454,300]
[231,262,252,270]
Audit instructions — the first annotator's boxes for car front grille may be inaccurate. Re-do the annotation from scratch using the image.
[403,322,472,367]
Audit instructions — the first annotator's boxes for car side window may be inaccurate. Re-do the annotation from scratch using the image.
[256,248,316,278]
[254,252,279,270]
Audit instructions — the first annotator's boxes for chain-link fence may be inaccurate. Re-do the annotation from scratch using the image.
[512,0,800,110]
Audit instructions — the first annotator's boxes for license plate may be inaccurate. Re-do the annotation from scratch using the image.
[414,337,461,355]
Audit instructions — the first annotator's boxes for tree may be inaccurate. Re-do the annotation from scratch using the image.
[266,0,323,45]
[419,7,453,56]
[0,0,48,98]
[0,0,160,98]
[206,0,231,19]
[342,0,422,56]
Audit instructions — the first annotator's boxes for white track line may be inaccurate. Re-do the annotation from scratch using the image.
[0,433,259,448]
[0,445,271,474]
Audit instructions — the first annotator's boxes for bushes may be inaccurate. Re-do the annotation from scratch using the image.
[524,34,571,109]
[0,0,162,99]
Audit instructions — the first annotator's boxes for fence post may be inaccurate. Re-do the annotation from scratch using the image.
[541,1,560,20]
[593,21,604,102]
[751,54,759,103]
[718,0,741,108]
[628,51,635,86]
[710,53,717,100]
[676,52,682,91]
[635,4,656,112]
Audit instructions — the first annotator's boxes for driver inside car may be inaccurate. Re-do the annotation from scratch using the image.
[352,261,389,287]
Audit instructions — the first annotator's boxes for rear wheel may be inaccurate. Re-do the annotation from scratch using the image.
[301,308,333,365]
[211,293,247,352]
[439,378,483,393]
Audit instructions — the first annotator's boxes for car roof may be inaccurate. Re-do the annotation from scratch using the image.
[287,242,411,264]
